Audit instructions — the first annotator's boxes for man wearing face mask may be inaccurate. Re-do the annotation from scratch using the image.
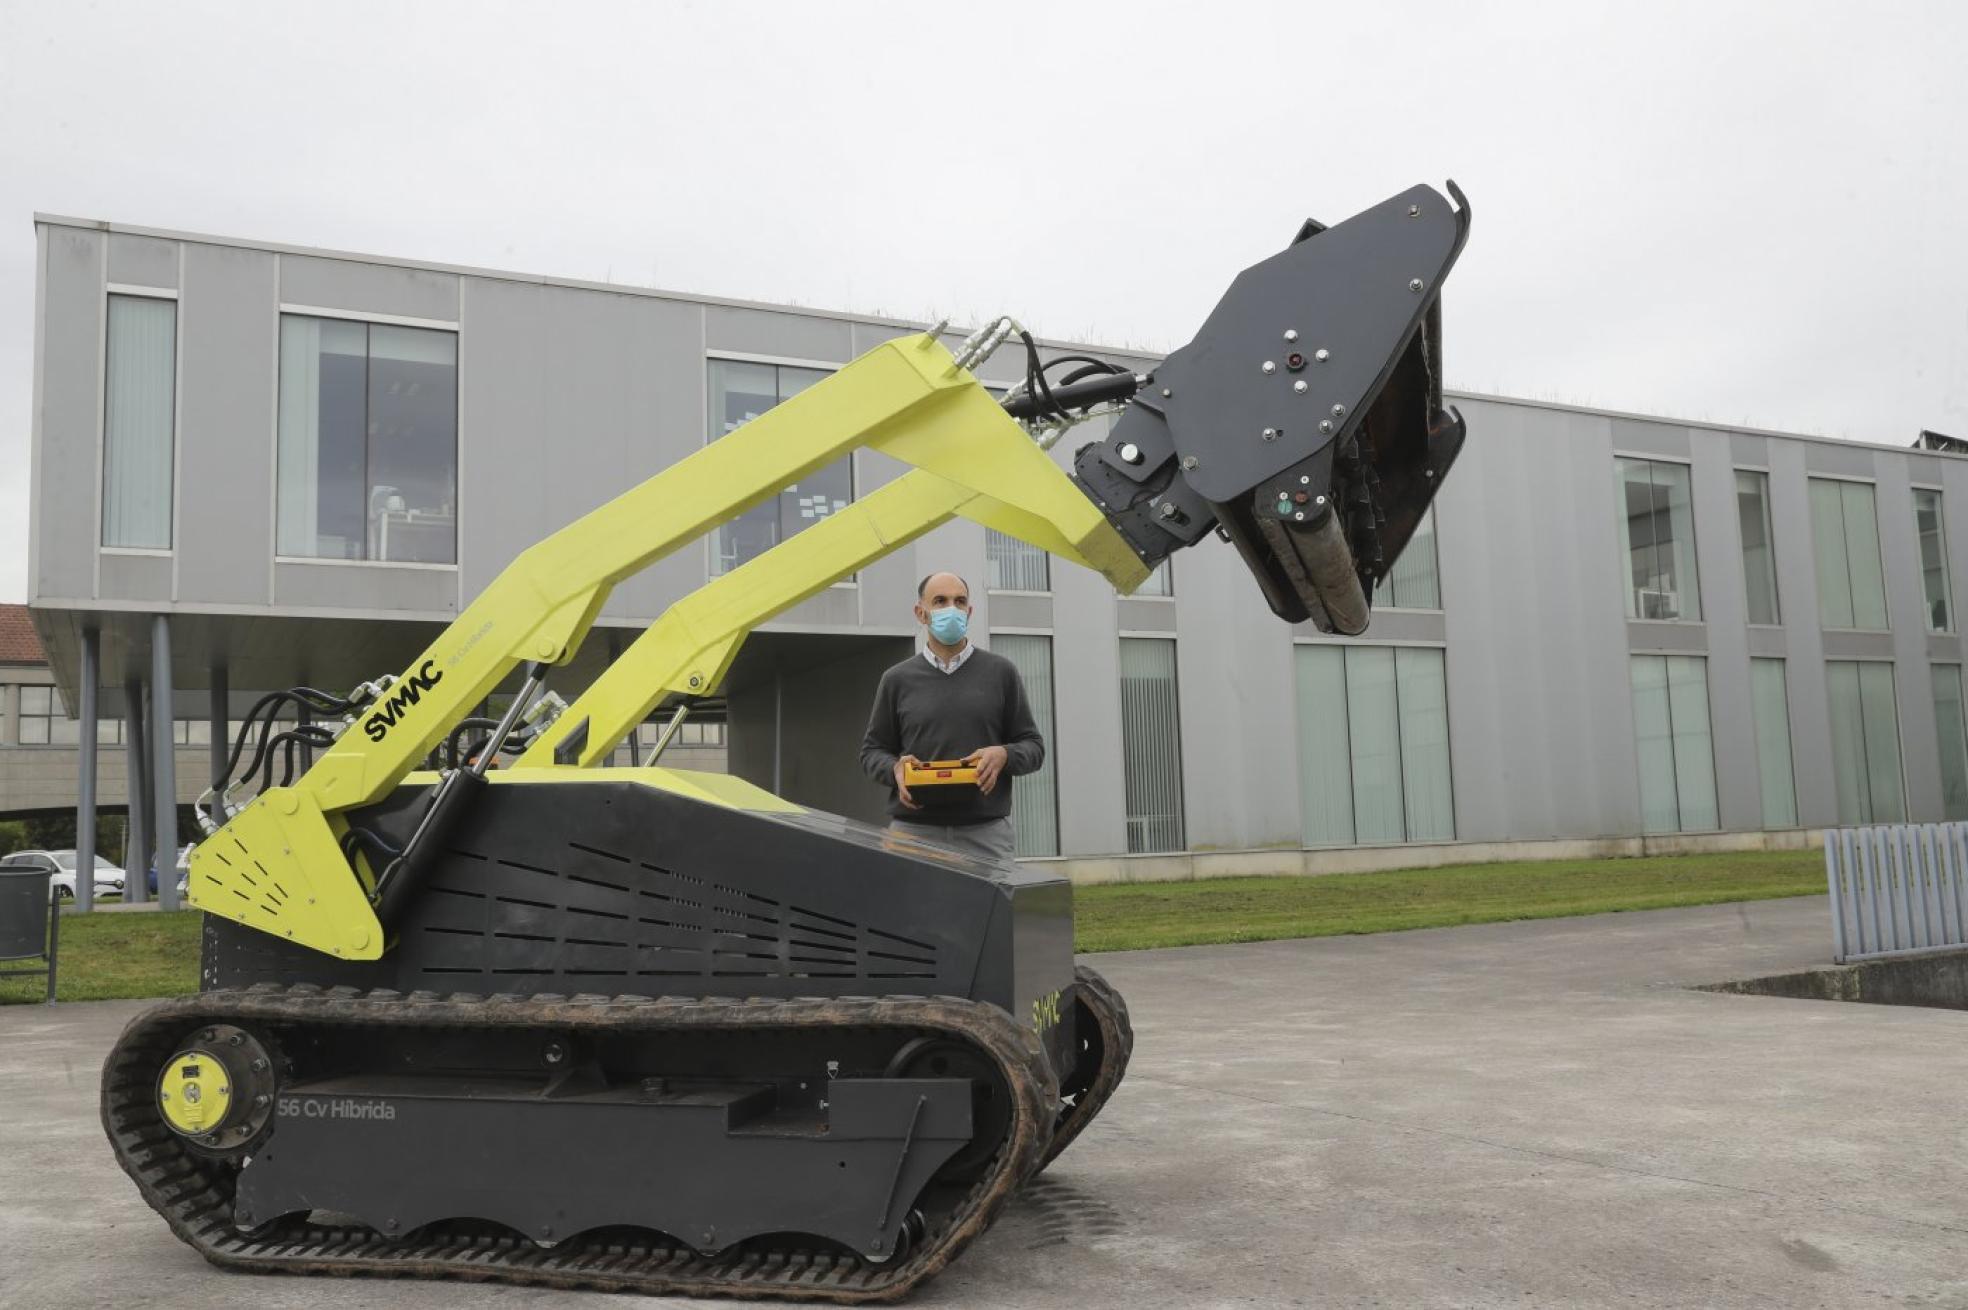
[858,571,1045,862]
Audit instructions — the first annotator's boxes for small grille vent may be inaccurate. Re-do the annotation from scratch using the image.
[205,835,293,920]
[410,838,940,985]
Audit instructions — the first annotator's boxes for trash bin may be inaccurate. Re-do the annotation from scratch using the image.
[0,868,59,1005]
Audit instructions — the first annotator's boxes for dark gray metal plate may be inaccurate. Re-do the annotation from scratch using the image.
[237,1075,971,1259]
[1155,183,1468,505]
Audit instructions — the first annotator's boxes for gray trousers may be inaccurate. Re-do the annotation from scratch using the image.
[887,816,1016,863]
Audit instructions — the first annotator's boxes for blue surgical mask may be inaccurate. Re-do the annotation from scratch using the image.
[928,606,969,645]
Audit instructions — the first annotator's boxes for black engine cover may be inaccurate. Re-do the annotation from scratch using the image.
[202,777,1077,1071]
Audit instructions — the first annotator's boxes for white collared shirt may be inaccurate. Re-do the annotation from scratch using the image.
[922,642,976,675]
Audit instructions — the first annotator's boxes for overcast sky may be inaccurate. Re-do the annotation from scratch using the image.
[1,1,1963,603]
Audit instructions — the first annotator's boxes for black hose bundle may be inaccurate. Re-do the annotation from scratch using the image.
[1007,333,1135,424]
[209,685,369,825]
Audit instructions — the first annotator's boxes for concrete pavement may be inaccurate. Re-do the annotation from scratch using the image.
[5,895,1966,1308]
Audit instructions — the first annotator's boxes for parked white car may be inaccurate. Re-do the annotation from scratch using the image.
[0,849,126,900]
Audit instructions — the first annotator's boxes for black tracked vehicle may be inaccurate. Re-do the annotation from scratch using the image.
[104,181,1470,1300]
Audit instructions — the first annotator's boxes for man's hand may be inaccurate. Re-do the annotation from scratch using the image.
[965,745,1011,795]
[893,755,924,809]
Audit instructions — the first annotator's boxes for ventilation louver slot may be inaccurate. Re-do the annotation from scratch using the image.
[409,837,943,988]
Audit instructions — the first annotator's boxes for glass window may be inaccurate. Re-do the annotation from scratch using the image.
[102,294,177,549]
[1294,647,1354,845]
[611,717,726,766]
[1825,660,1905,823]
[1614,458,1700,620]
[19,694,182,748]
[1294,644,1454,846]
[1346,647,1405,842]
[1934,665,1968,821]
[1629,655,1717,833]
[278,315,458,563]
[3,684,115,743]
[985,530,1049,592]
[1132,559,1173,598]
[18,685,79,745]
[40,705,126,747]
[1749,658,1797,828]
[1118,638,1184,852]
[631,717,729,751]
[610,713,731,767]
[1395,647,1455,840]
[993,635,1060,857]
[1810,479,1888,630]
[1735,471,1780,625]
[707,361,847,575]
[1915,488,1952,633]
[687,720,725,747]
[1375,507,1441,610]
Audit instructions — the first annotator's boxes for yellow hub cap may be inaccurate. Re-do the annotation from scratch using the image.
[158,1051,232,1136]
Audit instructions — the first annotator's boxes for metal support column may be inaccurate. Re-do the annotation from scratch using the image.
[123,678,148,904]
[208,663,228,830]
[75,630,99,914]
[151,615,180,911]
[772,671,784,796]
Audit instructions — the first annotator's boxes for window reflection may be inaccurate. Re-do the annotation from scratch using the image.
[708,361,850,575]
[277,316,457,563]
[1615,458,1700,620]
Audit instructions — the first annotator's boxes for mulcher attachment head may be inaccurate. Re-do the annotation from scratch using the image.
[1074,181,1471,633]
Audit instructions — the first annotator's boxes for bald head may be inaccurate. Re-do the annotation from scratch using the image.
[917,572,970,604]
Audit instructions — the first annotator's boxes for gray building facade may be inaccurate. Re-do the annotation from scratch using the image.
[24,214,1968,885]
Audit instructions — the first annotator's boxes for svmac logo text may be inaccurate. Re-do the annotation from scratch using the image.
[363,661,445,742]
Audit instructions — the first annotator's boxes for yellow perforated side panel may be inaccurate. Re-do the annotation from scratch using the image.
[186,787,385,960]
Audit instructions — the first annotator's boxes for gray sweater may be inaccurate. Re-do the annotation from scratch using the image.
[859,647,1045,824]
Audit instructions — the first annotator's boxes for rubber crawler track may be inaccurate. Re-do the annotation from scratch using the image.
[101,984,1056,1303]
[1038,965,1133,1171]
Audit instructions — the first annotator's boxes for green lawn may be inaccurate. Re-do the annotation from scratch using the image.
[0,908,204,1004]
[1073,850,1825,952]
[0,851,1825,1004]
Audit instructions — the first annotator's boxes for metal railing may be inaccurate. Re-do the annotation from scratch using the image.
[1825,823,1968,963]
